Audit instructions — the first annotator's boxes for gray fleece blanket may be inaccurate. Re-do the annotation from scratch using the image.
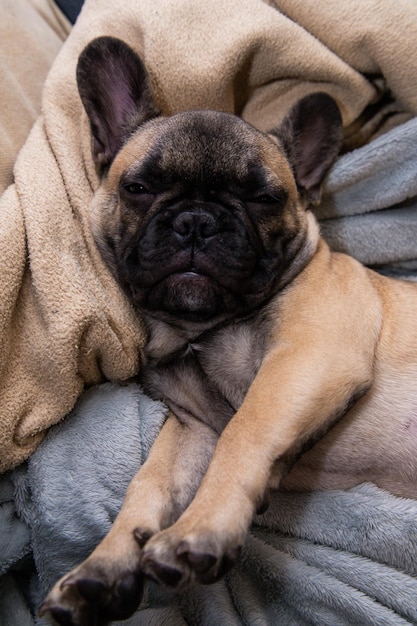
[2,119,417,625]
[2,383,417,626]
[319,116,417,276]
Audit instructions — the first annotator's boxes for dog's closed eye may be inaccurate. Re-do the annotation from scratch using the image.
[123,182,152,195]
[251,193,284,204]
[245,188,288,208]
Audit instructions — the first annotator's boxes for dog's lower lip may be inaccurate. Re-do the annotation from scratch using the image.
[129,271,214,302]
[179,271,202,278]
[164,270,212,282]
[170,270,212,284]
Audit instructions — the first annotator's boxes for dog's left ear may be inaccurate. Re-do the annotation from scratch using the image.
[271,93,343,204]
[76,36,160,172]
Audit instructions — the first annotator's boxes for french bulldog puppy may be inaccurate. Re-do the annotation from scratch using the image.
[41,37,417,625]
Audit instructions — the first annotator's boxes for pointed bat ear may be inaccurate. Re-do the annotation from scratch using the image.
[270,93,343,204]
[76,36,160,172]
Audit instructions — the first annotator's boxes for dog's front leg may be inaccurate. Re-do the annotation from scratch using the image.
[141,333,375,588]
[40,413,218,626]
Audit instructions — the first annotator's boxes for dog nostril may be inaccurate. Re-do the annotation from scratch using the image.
[172,211,218,240]
[199,215,218,238]
[173,212,193,237]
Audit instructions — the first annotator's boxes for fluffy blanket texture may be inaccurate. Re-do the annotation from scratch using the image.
[2,383,417,625]
[2,0,417,470]
[319,116,417,275]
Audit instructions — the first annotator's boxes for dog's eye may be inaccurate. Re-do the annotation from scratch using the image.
[253,194,281,204]
[123,183,151,195]
[249,189,288,207]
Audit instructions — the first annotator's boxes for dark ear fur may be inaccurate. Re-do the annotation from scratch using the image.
[271,93,343,203]
[76,36,160,171]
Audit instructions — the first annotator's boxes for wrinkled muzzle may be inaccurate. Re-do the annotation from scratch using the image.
[119,202,263,322]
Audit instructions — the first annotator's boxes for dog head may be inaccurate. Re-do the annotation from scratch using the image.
[77,37,342,329]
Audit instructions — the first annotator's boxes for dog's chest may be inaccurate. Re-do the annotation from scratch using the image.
[142,316,270,432]
[193,322,268,408]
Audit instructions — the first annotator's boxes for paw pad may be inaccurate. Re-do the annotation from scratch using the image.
[144,560,184,587]
[67,578,106,604]
[177,542,242,584]
[40,605,75,626]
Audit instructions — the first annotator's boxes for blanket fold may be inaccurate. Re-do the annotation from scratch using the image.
[2,0,417,470]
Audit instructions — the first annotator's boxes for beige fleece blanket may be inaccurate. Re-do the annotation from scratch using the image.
[2,0,417,472]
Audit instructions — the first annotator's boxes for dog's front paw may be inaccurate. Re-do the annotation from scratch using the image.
[140,527,242,589]
[39,558,144,626]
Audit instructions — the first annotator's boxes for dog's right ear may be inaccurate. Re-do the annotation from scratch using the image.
[76,36,160,172]
[270,93,343,205]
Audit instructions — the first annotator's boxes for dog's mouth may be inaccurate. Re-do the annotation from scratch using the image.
[129,268,243,322]
[117,203,274,323]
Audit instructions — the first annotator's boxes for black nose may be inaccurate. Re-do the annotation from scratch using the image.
[172,210,219,242]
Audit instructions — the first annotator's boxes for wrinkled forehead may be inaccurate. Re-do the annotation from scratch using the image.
[111,110,293,189]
